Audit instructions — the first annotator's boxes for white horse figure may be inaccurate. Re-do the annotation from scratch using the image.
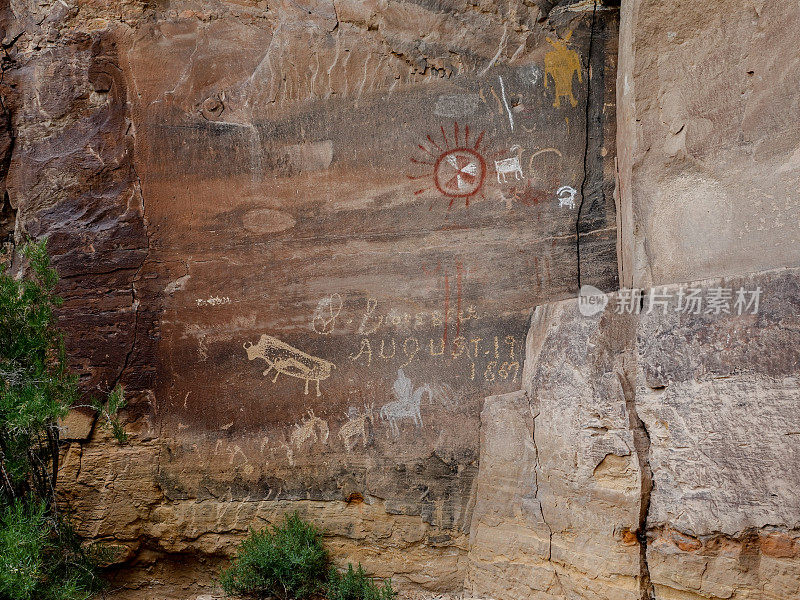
[495,145,525,183]
[380,369,432,436]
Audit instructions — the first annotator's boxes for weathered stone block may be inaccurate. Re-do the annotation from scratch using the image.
[617,0,800,287]
[469,301,646,599]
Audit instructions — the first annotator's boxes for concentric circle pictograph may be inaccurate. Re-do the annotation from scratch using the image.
[433,148,486,199]
[408,122,489,208]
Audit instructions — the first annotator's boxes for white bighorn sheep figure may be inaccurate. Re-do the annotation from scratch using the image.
[557,185,578,209]
[494,145,525,183]
[290,410,330,449]
[380,368,432,437]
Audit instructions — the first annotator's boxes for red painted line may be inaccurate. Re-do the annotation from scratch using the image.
[443,273,450,346]
[418,144,436,157]
[456,262,463,337]
[454,121,459,146]
[473,130,485,149]
[427,135,443,152]
[441,125,450,149]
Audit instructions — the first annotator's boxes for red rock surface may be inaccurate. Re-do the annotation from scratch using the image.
[8,1,799,599]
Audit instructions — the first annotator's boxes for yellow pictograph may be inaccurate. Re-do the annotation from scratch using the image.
[544,31,582,108]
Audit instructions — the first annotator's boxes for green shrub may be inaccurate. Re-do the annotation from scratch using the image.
[0,240,124,600]
[0,499,101,600]
[0,500,48,600]
[0,241,77,503]
[220,512,329,599]
[326,563,397,600]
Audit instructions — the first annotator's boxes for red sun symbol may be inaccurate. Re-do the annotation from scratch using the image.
[408,122,489,208]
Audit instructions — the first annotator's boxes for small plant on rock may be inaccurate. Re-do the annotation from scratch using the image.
[220,512,329,599]
[326,563,397,600]
[90,383,128,444]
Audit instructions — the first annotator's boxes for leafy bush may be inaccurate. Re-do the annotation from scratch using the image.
[0,500,48,600]
[220,512,398,600]
[0,498,101,600]
[326,564,397,600]
[0,240,124,600]
[220,512,329,599]
[0,241,76,503]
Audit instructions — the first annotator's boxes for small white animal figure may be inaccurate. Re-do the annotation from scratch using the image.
[290,410,329,449]
[380,368,432,436]
[495,145,525,183]
[338,404,374,451]
[557,185,578,209]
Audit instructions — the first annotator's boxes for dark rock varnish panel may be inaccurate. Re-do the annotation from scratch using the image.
[140,2,619,528]
[4,0,619,534]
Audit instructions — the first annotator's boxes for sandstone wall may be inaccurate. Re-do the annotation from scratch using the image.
[2,0,799,599]
[467,270,800,600]
[616,0,800,288]
[1,0,620,597]
[463,0,800,598]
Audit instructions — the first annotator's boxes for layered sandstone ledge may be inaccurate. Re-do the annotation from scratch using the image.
[469,267,800,600]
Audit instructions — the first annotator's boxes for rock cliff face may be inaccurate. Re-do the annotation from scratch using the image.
[617,0,800,287]
[2,0,799,598]
[469,268,800,600]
